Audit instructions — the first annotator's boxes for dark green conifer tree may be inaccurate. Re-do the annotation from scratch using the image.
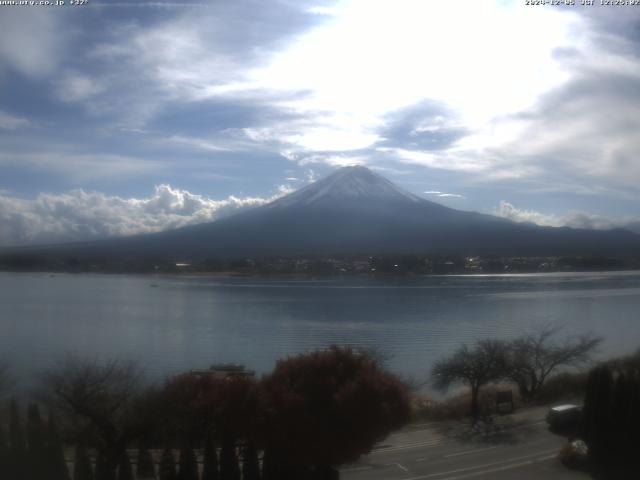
[583,358,640,473]
[136,446,156,480]
[27,403,47,480]
[219,431,240,480]
[242,442,260,480]
[116,452,134,480]
[201,437,219,480]
[611,372,631,463]
[47,413,71,480]
[0,424,9,475]
[178,445,198,480]
[584,365,614,465]
[628,369,640,465]
[95,451,117,480]
[9,399,26,480]
[260,448,277,480]
[159,448,177,480]
[73,445,94,480]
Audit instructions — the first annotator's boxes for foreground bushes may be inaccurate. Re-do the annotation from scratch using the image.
[260,347,411,476]
[0,346,410,480]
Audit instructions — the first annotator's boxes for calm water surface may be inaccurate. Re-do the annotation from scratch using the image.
[1,271,639,390]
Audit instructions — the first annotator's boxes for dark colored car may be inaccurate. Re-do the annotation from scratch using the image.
[546,404,583,431]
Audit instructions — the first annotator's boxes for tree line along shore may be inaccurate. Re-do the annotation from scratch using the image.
[1,252,640,275]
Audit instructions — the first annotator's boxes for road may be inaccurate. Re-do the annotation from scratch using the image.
[341,407,588,480]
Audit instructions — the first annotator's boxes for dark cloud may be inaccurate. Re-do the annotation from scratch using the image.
[495,67,640,188]
[148,91,309,138]
[576,5,640,58]
[376,100,469,151]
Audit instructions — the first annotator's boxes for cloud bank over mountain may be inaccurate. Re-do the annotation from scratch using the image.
[13,166,638,260]
[1,181,638,249]
[495,201,640,234]
[0,185,292,247]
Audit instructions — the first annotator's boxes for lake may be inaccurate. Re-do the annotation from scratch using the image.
[1,271,639,393]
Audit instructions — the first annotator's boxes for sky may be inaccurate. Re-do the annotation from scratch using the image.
[1,0,640,246]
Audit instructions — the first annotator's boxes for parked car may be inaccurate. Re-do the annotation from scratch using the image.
[546,404,583,431]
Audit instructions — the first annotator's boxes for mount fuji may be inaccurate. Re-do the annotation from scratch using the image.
[12,166,640,259]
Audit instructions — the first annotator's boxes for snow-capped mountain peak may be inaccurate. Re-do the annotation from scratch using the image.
[271,166,421,208]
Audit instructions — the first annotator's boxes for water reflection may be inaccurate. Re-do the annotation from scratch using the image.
[0,271,638,392]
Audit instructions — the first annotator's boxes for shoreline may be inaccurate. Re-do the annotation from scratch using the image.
[1,268,640,279]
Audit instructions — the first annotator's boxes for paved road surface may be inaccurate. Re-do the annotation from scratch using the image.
[341,408,588,480]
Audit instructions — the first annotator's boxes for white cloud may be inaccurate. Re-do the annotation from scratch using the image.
[2,0,639,217]
[0,152,162,182]
[287,127,379,152]
[381,147,488,173]
[305,169,319,183]
[297,154,367,167]
[91,20,230,102]
[248,0,575,160]
[0,111,30,130]
[86,3,292,114]
[76,0,584,167]
[0,9,61,78]
[279,149,367,168]
[425,191,465,199]
[0,184,291,247]
[275,184,295,196]
[439,8,640,189]
[166,135,232,152]
[236,0,640,192]
[495,200,640,232]
[245,121,379,153]
[495,201,562,227]
[55,72,106,103]
[409,115,463,135]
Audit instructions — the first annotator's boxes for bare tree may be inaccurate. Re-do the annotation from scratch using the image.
[39,355,155,479]
[506,325,601,401]
[354,345,393,368]
[431,339,508,420]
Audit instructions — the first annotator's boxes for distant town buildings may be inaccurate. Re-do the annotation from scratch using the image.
[1,251,635,275]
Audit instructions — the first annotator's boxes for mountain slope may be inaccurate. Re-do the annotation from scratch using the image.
[8,166,640,259]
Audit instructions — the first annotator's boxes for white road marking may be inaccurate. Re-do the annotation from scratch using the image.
[434,454,556,480]
[373,437,444,453]
[444,446,497,458]
[508,420,546,429]
[401,449,558,480]
[341,465,374,472]
[373,418,547,455]
[410,422,441,429]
